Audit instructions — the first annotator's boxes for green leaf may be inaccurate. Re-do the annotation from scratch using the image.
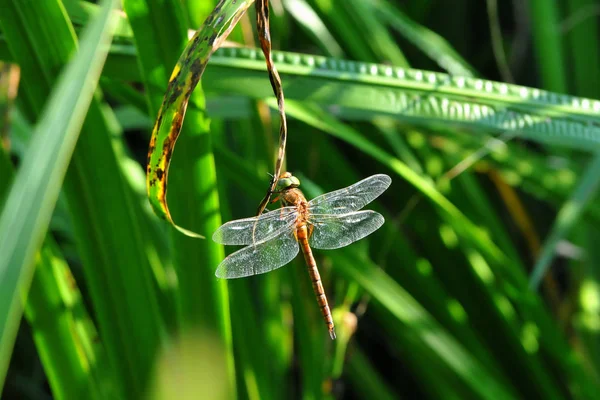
[0,0,119,389]
[336,249,517,400]
[527,0,567,92]
[203,48,600,150]
[0,0,169,397]
[281,0,345,57]
[142,0,254,237]
[370,0,476,76]
[122,0,240,395]
[530,153,600,289]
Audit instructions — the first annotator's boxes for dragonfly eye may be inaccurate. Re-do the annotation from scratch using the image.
[276,175,301,191]
[276,178,292,191]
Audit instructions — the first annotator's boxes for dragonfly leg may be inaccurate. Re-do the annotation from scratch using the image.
[306,221,315,238]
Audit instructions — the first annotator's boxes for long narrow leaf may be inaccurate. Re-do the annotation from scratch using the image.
[0,0,168,396]
[530,153,600,289]
[144,0,254,236]
[0,0,118,389]
[122,0,240,392]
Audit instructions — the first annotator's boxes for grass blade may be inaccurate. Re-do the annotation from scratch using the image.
[0,143,114,399]
[122,0,244,394]
[530,153,600,289]
[0,0,118,389]
[143,0,254,237]
[527,0,567,92]
[335,249,516,399]
[0,0,169,396]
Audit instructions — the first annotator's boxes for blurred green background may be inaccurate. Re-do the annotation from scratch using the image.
[1,0,600,399]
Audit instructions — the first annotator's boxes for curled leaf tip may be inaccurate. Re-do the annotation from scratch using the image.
[146,164,205,239]
[146,0,254,239]
[174,224,205,239]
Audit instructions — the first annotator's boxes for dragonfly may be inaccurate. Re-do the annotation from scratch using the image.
[213,173,391,339]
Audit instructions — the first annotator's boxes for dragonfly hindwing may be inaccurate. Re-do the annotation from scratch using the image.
[308,210,385,250]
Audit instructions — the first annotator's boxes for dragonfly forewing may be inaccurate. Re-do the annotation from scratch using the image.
[213,207,297,245]
[308,210,385,249]
[215,230,300,278]
[308,174,391,215]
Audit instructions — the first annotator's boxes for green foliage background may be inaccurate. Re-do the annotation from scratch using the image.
[1,0,600,399]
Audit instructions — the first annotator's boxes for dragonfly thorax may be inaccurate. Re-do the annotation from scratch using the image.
[279,184,311,226]
[281,187,308,208]
[277,172,308,211]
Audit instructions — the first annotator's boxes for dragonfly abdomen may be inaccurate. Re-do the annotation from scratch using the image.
[297,224,336,340]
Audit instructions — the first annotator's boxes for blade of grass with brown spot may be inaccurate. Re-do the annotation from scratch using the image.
[144,0,254,237]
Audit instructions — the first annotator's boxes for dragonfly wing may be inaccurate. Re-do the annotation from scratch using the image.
[308,210,384,250]
[213,207,297,245]
[215,230,300,278]
[308,174,391,215]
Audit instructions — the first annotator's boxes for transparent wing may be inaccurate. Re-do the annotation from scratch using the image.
[308,174,391,215]
[212,207,297,245]
[308,210,385,249]
[215,231,300,279]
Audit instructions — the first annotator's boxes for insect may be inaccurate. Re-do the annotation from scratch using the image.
[213,173,391,339]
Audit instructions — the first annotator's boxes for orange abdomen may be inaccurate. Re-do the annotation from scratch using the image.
[296,224,336,340]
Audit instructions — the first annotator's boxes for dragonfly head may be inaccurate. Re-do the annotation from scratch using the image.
[276,172,300,191]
